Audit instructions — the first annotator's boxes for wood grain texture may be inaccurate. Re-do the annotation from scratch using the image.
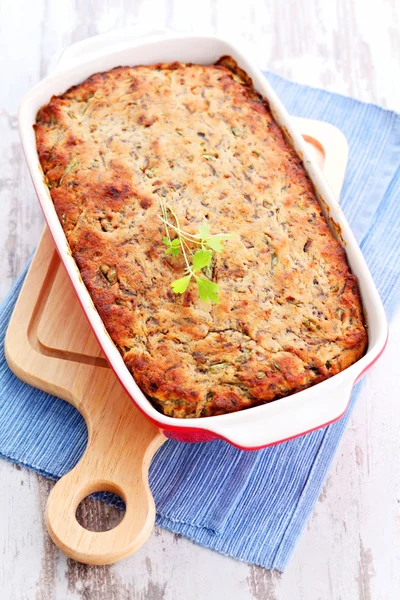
[0,0,399,598]
[5,229,166,565]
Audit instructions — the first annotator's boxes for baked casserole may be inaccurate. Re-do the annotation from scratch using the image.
[34,57,368,418]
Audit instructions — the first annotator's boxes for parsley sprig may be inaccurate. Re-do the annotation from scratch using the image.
[159,202,234,304]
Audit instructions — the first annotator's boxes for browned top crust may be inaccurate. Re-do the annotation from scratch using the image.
[35,58,368,418]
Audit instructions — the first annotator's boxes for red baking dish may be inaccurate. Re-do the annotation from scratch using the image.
[18,27,388,450]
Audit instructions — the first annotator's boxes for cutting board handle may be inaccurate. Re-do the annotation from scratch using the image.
[44,375,166,565]
[5,228,167,565]
[45,425,164,565]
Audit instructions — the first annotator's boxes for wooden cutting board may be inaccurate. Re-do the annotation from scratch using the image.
[4,118,348,566]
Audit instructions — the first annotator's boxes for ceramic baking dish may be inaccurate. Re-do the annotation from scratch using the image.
[18,26,388,450]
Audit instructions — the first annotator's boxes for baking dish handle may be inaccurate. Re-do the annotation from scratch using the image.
[208,376,356,449]
[54,24,171,74]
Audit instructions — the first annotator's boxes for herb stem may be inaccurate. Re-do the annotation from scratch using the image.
[160,201,171,243]
[180,237,195,276]
[159,201,234,303]
[158,214,201,243]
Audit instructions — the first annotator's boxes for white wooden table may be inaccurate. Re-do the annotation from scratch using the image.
[1,1,399,598]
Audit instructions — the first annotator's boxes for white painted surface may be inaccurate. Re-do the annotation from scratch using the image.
[0,1,399,598]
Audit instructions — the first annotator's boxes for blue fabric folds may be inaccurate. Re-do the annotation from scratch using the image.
[1,73,399,570]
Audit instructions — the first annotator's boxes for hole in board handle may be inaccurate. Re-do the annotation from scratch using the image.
[76,491,126,532]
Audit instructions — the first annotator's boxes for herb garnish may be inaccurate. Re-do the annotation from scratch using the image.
[159,202,234,304]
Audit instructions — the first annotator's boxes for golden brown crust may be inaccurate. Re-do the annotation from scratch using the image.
[35,59,368,418]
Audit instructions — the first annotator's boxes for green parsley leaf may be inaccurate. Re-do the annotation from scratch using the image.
[166,246,180,256]
[198,224,210,242]
[163,236,181,256]
[171,275,192,294]
[205,237,224,252]
[192,249,212,272]
[205,234,235,253]
[159,202,234,304]
[197,278,220,304]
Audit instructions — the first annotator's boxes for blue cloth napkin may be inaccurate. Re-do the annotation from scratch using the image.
[1,73,399,571]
